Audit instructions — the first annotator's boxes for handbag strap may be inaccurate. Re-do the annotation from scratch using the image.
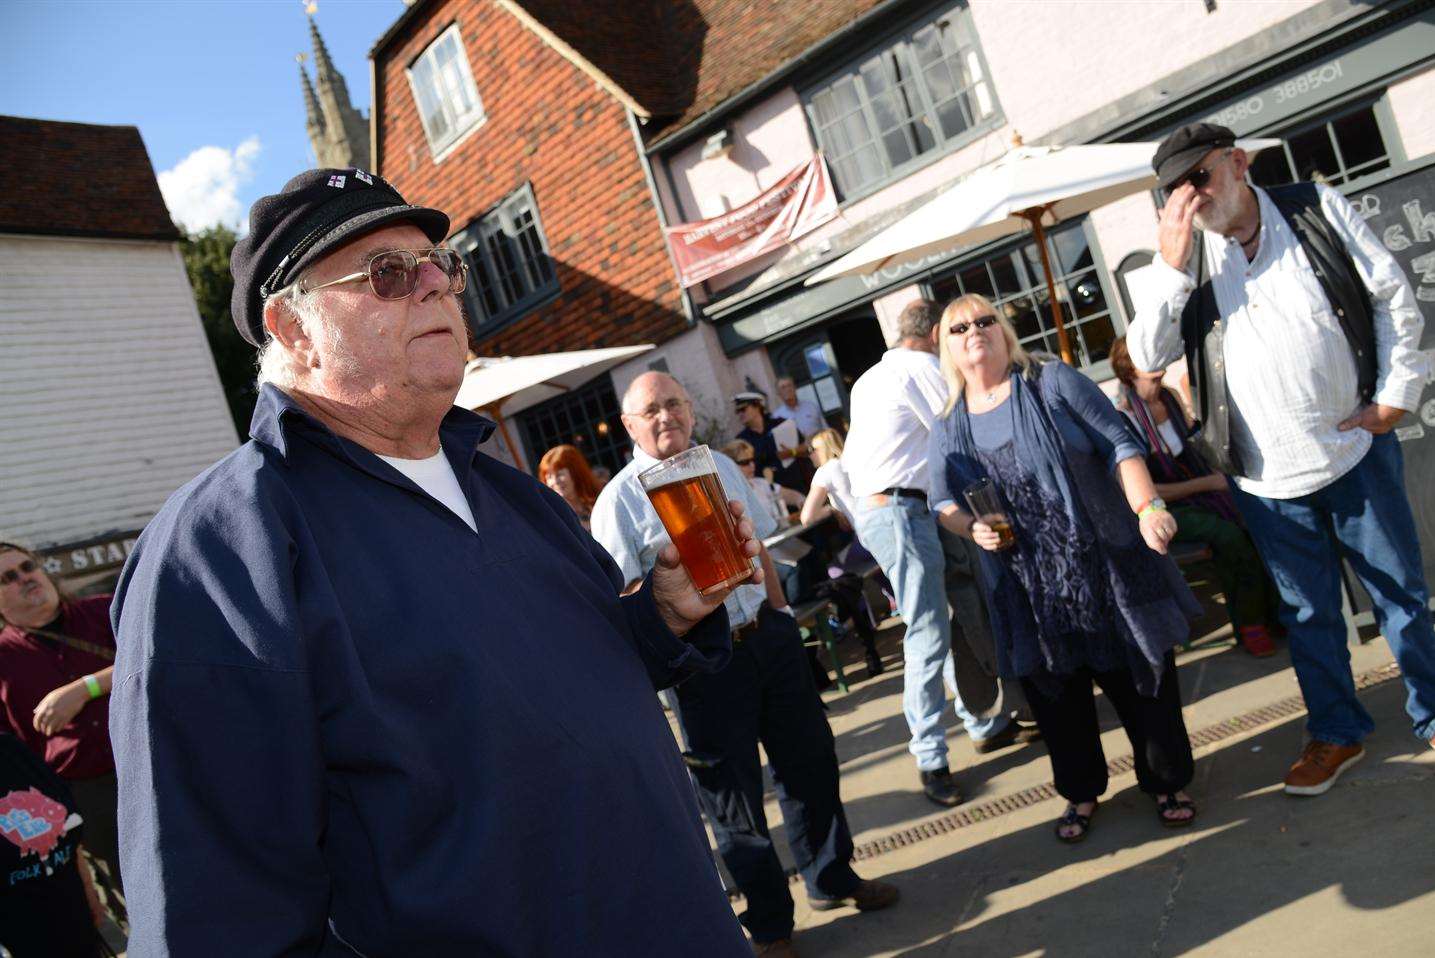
[23,624,116,662]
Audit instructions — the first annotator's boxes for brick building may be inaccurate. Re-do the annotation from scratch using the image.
[368,0,1435,475]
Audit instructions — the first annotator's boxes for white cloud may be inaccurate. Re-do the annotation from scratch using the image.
[158,135,261,232]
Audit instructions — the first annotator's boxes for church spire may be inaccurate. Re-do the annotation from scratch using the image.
[300,11,370,170]
[297,54,325,140]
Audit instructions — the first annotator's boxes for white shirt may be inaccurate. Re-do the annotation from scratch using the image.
[591,445,777,630]
[747,476,790,526]
[842,347,949,497]
[376,450,478,531]
[772,399,825,438]
[1127,183,1429,499]
[811,459,857,524]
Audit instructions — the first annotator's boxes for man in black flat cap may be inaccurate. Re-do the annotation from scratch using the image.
[1127,123,1435,798]
[109,168,762,956]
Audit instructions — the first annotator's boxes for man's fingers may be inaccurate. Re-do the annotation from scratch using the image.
[1337,412,1362,432]
[657,543,682,568]
[727,499,746,519]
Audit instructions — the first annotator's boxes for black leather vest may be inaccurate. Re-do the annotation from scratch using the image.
[1180,182,1376,476]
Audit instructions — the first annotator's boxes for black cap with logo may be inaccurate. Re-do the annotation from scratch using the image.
[228,168,449,347]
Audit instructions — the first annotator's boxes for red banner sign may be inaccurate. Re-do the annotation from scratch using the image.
[665,155,838,288]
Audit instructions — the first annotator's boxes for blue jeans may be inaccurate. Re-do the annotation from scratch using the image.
[1232,433,1435,745]
[856,497,1007,772]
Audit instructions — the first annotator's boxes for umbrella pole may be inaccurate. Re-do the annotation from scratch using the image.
[483,401,527,472]
[1023,208,1075,366]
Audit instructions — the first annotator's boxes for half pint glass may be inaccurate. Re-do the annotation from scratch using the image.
[964,477,1016,549]
[639,445,755,596]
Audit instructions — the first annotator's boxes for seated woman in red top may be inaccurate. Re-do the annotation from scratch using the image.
[0,542,123,906]
[1108,339,1280,657]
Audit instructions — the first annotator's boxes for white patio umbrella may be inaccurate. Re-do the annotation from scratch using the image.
[454,343,654,468]
[806,139,1280,364]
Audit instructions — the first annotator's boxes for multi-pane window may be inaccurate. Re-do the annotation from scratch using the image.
[407,24,486,157]
[518,375,630,476]
[450,184,560,333]
[1248,101,1392,188]
[929,221,1118,368]
[805,4,997,198]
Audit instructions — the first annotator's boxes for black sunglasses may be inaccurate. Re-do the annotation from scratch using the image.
[300,248,468,301]
[949,315,998,336]
[735,457,755,466]
[1178,150,1233,191]
[0,559,37,586]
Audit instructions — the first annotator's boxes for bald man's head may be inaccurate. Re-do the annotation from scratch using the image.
[620,371,695,460]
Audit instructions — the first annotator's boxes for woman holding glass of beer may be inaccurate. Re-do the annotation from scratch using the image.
[927,294,1201,843]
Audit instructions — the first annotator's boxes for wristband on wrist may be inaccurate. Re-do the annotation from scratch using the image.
[1138,496,1167,520]
[83,675,102,700]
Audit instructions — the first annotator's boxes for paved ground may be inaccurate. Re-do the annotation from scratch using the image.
[701,589,1435,957]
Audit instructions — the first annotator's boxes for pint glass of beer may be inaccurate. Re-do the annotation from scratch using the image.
[964,478,1016,550]
[640,445,756,595]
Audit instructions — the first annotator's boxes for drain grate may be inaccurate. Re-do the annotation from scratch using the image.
[725,661,1403,900]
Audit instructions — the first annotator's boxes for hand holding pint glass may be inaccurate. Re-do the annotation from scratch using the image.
[964,478,1016,551]
[640,445,758,595]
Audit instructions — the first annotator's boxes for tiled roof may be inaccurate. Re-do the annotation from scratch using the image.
[0,115,179,241]
[516,0,888,140]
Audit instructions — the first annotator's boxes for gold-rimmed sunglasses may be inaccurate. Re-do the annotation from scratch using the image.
[300,248,468,300]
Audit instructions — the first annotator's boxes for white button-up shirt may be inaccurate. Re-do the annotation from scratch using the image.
[1128,183,1429,500]
[591,444,777,631]
[773,399,826,438]
[842,347,949,497]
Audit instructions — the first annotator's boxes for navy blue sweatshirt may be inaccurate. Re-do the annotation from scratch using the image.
[109,385,749,956]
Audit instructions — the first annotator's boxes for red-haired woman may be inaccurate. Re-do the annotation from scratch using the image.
[538,445,603,530]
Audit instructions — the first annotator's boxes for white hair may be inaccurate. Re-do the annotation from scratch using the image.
[254,281,325,390]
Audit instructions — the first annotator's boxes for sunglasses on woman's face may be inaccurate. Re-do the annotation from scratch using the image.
[736,457,755,466]
[0,559,37,586]
[949,315,998,336]
[300,248,468,301]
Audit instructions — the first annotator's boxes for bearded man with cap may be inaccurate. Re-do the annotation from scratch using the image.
[1128,123,1435,796]
[108,168,761,956]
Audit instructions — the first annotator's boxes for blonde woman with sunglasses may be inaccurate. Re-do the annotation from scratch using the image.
[927,294,1201,843]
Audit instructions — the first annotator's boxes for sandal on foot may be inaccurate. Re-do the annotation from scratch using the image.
[1054,802,1097,844]
[1155,794,1197,828]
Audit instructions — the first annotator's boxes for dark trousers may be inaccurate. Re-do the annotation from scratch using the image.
[68,772,122,896]
[1021,652,1193,804]
[675,606,859,944]
[1171,503,1277,632]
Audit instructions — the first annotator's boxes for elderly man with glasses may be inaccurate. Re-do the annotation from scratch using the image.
[592,372,898,958]
[1129,122,1435,796]
[109,169,763,956]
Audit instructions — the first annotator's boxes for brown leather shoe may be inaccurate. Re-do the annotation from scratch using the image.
[809,878,900,912]
[1283,740,1364,796]
[753,939,800,957]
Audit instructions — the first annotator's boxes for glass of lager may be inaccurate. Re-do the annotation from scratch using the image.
[640,445,756,595]
[963,478,1016,550]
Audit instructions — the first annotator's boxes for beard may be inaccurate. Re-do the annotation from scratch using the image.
[1193,187,1243,235]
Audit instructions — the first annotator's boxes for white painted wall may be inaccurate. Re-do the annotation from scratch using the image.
[1388,63,1435,161]
[0,235,239,547]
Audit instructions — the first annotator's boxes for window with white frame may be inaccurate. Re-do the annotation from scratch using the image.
[449,183,560,334]
[804,3,998,199]
[407,24,486,157]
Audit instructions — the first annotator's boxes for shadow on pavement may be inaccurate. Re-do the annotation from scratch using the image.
[796,681,1435,957]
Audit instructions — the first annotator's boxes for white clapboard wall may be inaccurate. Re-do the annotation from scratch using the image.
[0,234,240,547]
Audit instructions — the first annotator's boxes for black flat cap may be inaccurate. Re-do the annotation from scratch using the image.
[1152,122,1237,190]
[229,168,449,346]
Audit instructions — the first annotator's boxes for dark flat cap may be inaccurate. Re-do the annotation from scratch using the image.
[1152,122,1237,190]
[229,168,449,346]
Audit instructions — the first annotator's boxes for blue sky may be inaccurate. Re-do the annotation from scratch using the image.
[3,0,408,233]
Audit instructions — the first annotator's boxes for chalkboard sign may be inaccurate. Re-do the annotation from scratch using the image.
[1344,160,1435,609]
